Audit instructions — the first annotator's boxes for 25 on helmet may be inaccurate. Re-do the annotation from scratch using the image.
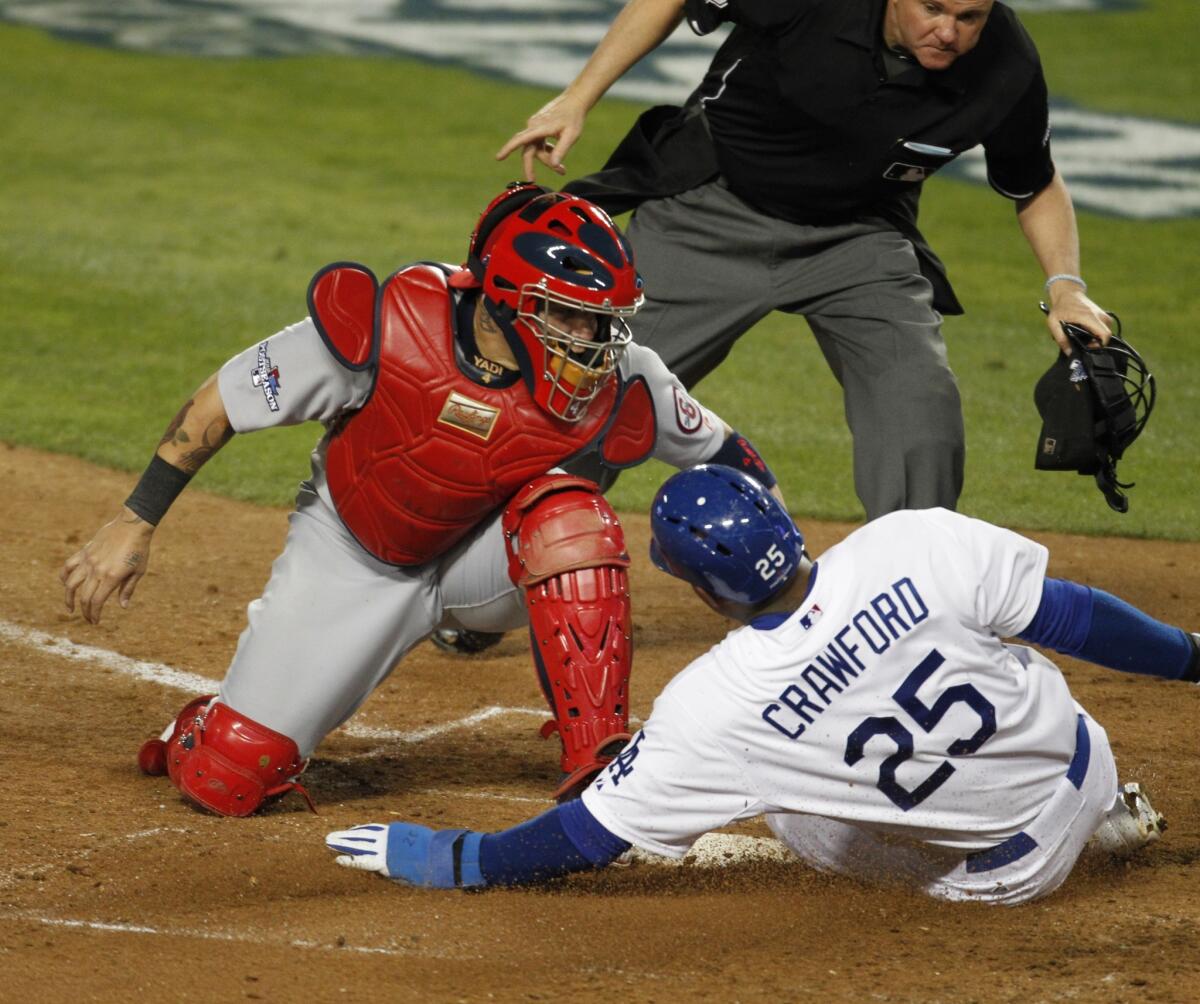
[649,464,804,607]
[466,183,644,422]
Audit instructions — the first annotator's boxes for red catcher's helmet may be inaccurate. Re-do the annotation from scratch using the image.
[467,183,644,422]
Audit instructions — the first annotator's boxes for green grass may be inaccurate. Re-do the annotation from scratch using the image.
[1,4,1196,537]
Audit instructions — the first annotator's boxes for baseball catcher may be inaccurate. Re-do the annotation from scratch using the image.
[59,184,783,815]
[1034,311,1156,513]
[327,465,1198,905]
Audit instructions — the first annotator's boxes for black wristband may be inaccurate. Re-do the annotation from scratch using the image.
[124,455,193,526]
[709,430,777,489]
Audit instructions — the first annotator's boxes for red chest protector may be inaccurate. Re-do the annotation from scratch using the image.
[308,262,655,566]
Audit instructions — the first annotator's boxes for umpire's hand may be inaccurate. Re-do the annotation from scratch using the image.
[495,92,588,181]
[1044,284,1113,354]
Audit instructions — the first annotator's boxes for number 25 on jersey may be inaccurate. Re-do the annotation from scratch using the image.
[845,649,997,811]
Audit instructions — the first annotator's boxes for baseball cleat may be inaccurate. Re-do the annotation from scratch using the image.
[430,628,505,656]
[1087,782,1167,857]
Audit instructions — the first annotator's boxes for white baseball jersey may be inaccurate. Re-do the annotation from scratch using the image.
[583,508,1095,861]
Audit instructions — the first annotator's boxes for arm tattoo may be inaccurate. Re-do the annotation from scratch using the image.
[177,419,234,473]
[123,551,143,569]
[159,398,196,449]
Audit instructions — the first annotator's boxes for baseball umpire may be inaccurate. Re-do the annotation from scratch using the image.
[497,0,1114,517]
[326,465,1197,906]
[58,184,781,815]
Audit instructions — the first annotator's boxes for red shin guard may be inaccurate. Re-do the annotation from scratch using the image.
[504,474,634,800]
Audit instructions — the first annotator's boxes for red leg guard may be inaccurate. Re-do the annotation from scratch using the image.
[503,475,633,800]
[137,694,214,777]
[151,700,315,817]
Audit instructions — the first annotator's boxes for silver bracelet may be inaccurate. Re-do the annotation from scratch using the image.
[1044,273,1087,297]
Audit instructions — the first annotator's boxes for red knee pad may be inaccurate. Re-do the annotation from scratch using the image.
[151,700,314,817]
[502,474,629,587]
[503,474,633,799]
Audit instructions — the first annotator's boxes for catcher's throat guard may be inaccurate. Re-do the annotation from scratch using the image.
[1034,309,1156,513]
[503,474,633,801]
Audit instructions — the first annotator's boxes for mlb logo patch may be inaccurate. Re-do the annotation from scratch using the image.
[799,604,823,630]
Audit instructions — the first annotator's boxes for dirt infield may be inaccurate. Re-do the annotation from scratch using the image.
[3,442,1199,1003]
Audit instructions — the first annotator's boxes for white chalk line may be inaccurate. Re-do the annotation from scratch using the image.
[0,912,705,979]
[416,788,551,806]
[0,831,794,951]
[0,619,216,694]
[0,619,545,741]
[0,826,195,893]
[0,911,433,958]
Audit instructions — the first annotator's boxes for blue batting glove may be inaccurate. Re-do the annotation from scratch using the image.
[325,822,485,889]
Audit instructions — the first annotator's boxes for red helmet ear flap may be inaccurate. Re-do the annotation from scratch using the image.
[466,182,552,280]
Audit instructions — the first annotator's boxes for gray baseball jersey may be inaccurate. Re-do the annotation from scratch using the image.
[200,310,729,756]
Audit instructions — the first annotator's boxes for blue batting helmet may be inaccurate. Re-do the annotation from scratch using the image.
[649,465,804,606]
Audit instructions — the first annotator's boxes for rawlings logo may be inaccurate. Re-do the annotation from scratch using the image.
[673,386,703,434]
[437,390,500,440]
[251,342,281,412]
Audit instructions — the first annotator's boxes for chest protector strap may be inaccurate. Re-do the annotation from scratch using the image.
[502,474,633,801]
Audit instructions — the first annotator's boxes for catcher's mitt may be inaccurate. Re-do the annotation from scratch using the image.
[1033,309,1156,513]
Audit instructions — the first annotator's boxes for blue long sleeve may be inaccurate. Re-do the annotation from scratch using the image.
[476,799,630,887]
[1018,577,1198,681]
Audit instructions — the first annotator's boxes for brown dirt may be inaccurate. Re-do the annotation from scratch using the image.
[2,441,1199,1004]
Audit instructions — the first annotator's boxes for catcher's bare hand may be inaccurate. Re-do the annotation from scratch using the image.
[495,93,588,181]
[60,507,155,624]
[1045,285,1112,354]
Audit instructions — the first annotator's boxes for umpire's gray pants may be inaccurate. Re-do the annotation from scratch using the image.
[626,180,964,520]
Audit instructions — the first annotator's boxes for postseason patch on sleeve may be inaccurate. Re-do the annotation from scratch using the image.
[250,342,282,412]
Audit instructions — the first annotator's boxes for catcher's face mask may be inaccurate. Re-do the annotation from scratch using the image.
[1034,313,1156,513]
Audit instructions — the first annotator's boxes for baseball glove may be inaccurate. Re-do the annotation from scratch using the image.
[1033,309,1156,513]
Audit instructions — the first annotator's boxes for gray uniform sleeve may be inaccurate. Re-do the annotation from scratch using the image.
[217,318,373,433]
[622,342,727,468]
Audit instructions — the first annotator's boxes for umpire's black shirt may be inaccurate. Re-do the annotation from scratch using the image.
[691,0,1054,223]
[569,0,1056,314]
